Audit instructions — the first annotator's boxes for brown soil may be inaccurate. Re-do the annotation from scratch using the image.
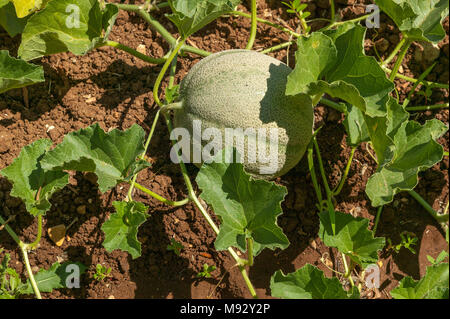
[0,0,448,299]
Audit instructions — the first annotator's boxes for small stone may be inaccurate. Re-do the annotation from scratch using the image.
[76,205,87,215]
[0,131,13,153]
[136,44,146,55]
[375,38,389,53]
[48,224,66,246]
[108,295,115,299]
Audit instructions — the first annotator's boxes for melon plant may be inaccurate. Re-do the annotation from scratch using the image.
[0,0,448,300]
[173,49,314,178]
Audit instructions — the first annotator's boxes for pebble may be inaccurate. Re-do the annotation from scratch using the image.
[375,38,389,53]
[76,205,87,215]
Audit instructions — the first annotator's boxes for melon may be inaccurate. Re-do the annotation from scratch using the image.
[172,49,314,179]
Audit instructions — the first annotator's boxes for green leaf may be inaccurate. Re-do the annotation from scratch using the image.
[101,201,149,259]
[40,123,149,193]
[287,24,394,117]
[196,148,289,255]
[391,263,449,299]
[375,0,449,43]
[366,118,448,207]
[0,50,44,94]
[343,104,370,146]
[23,261,87,294]
[0,2,29,37]
[18,0,118,61]
[270,264,359,299]
[166,0,240,38]
[0,0,9,8]
[0,139,69,216]
[319,210,385,268]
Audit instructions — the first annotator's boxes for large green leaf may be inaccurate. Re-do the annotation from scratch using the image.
[366,119,448,207]
[0,2,28,37]
[319,211,385,268]
[22,261,87,295]
[196,148,289,255]
[375,0,449,43]
[18,0,118,61]
[0,139,68,216]
[101,201,149,259]
[0,50,44,94]
[287,24,394,117]
[166,0,240,38]
[40,123,149,193]
[391,263,449,299]
[0,0,9,8]
[270,264,359,299]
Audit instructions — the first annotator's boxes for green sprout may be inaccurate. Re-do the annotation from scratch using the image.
[196,264,217,279]
[388,232,419,254]
[93,264,112,282]
[166,238,183,256]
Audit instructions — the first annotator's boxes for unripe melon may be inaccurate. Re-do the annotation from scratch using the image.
[173,49,314,179]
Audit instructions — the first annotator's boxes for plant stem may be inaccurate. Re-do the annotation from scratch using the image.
[402,62,436,108]
[406,103,449,112]
[245,0,258,50]
[163,113,256,297]
[19,243,41,299]
[113,2,168,12]
[329,0,335,22]
[373,206,383,235]
[321,13,372,31]
[320,98,347,113]
[389,39,411,82]
[239,265,257,298]
[333,146,356,196]
[0,215,42,299]
[307,142,324,210]
[153,40,185,107]
[382,67,449,89]
[260,40,295,54]
[247,238,254,267]
[0,215,20,245]
[408,190,449,227]
[231,11,300,38]
[382,38,406,66]
[26,215,42,250]
[105,40,166,64]
[341,252,355,288]
[131,181,189,206]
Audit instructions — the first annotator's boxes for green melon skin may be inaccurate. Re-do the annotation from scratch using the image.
[173,49,314,179]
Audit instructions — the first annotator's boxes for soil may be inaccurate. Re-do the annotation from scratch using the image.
[0,0,449,299]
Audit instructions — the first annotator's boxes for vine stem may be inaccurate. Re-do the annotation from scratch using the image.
[307,140,324,210]
[231,11,300,38]
[333,146,356,196]
[389,39,411,82]
[130,181,189,206]
[382,66,449,89]
[164,114,257,297]
[245,0,258,50]
[153,40,185,107]
[341,252,355,288]
[406,103,449,112]
[260,40,295,54]
[320,98,347,113]
[408,190,449,230]
[105,40,166,64]
[372,206,383,235]
[382,38,406,66]
[0,215,42,299]
[20,243,41,299]
[151,42,257,297]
